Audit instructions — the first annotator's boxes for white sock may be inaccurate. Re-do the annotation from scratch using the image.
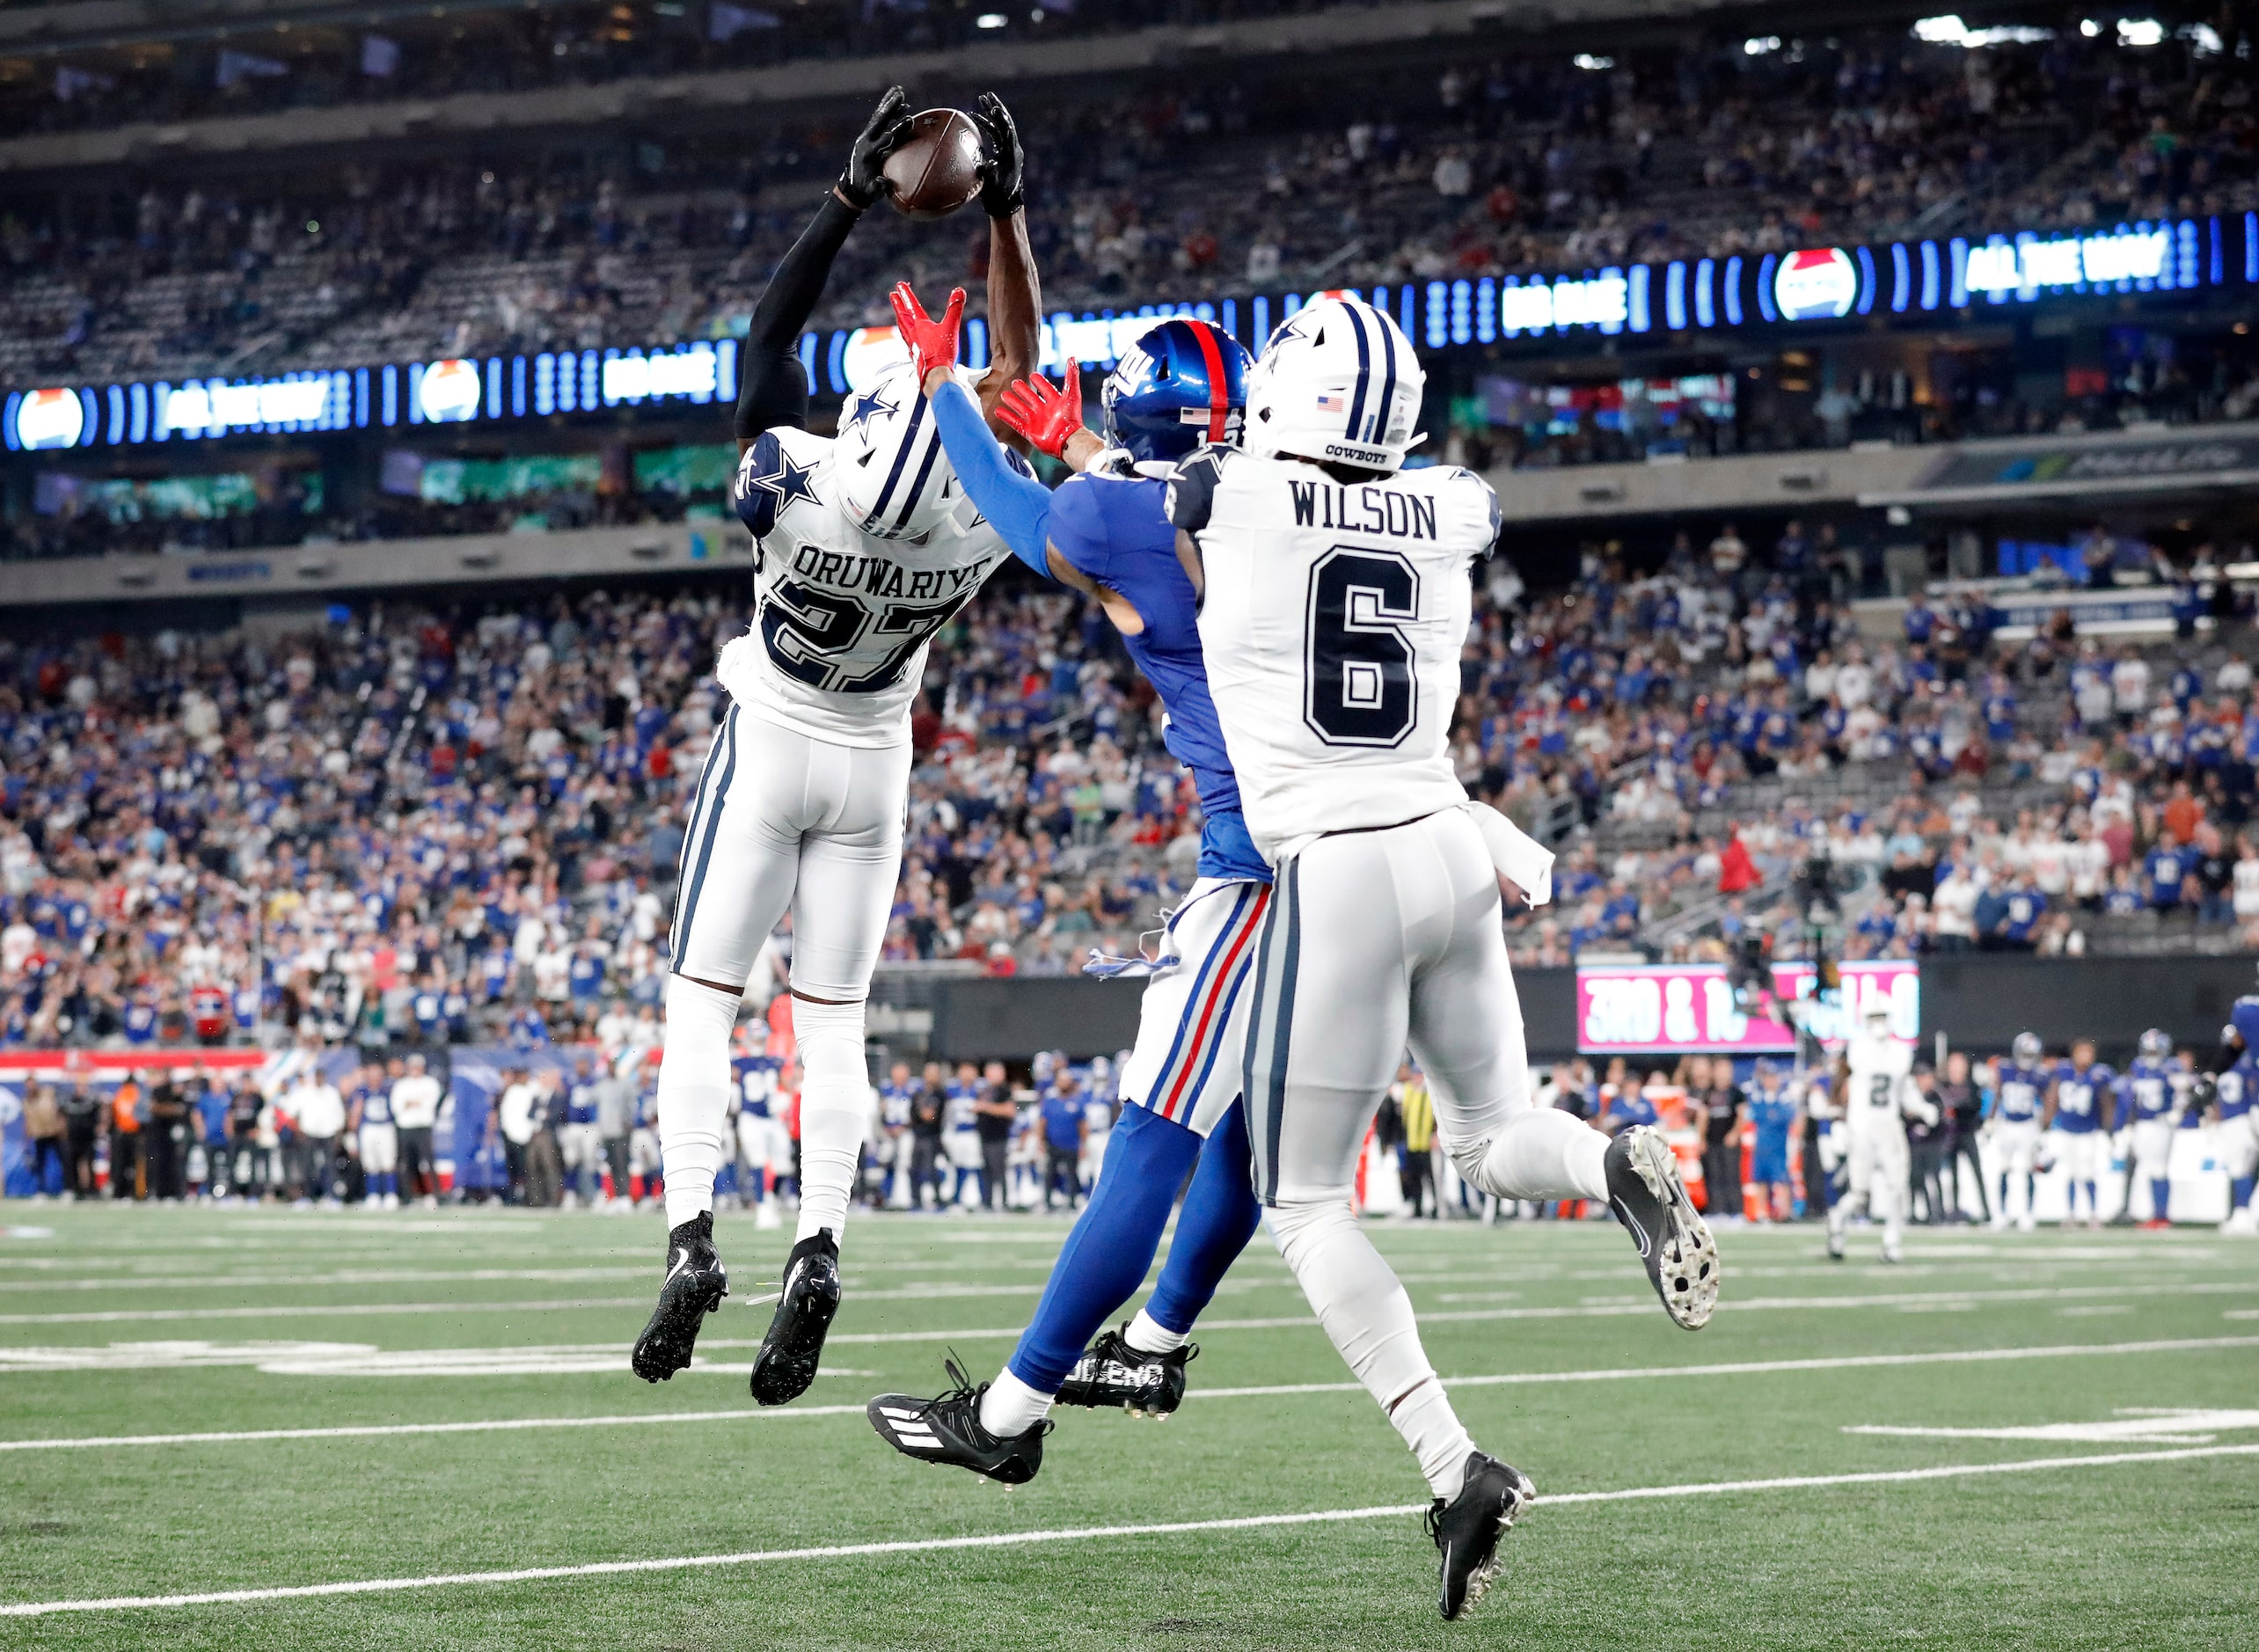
[978,1367,1053,1437]
[656,976,739,1230]
[789,993,871,1245]
[1266,1198,1473,1497]
[1125,1309,1187,1355]
[1391,1377,1476,1500]
[1457,1107,1611,1202]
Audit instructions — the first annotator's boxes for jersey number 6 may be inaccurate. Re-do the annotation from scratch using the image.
[1304,546,1419,747]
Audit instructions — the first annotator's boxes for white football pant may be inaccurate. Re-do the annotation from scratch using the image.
[1994,1120,2041,1224]
[658,705,903,1236]
[1830,1124,1908,1254]
[1240,808,1608,1500]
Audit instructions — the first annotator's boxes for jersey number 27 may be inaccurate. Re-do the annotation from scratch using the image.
[762,576,966,694]
[1305,547,1419,747]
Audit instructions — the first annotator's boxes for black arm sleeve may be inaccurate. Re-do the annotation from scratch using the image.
[733,192,861,442]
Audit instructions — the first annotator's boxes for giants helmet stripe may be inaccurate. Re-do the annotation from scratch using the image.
[1188,320,1229,443]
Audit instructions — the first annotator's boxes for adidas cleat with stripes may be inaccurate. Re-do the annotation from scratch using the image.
[1605,1125,1721,1330]
[749,1227,841,1406]
[1054,1327,1197,1418]
[1427,1451,1536,1621]
[629,1212,727,1383]
[866,1358,1049,1486]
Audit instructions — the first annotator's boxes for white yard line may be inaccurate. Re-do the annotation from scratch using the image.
[0,1407,866,1451]
[7,1443,2255,1618]
[4,1334,2251,1440]
[0,1276,2249,1330]
[0,1298,651,1326]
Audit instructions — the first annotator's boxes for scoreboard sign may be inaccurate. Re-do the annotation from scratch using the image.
[1575,961,1918,1056]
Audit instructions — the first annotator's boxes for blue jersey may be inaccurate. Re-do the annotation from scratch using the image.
[565,1083,599,1126]
[1606,1093,1660,1130]
[1746,1089,1796,1149]
[2050,1061,2112,1134]
[734,1055,781,1119]
[1046,470,1268,885]
[122,1003,157,1045]
[1993,1061,2047,1122]
[925,381,1268,886]
[2219,1056,2257,1121]
[359,1085,393,1127]
[2120,1058,2182,1126]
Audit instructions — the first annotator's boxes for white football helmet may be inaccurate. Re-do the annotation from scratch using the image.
[830,362,978,541]
[1243,294,1424,471]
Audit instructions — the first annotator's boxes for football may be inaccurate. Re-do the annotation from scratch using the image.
[882,107,983,220]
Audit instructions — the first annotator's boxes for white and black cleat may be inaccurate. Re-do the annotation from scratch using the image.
[866,1357,1050,1486]
[1427,1451,1536,1621]
[1605,1125,1720,1329]
[630,1211,727,1382]
[749,1227,840,1406]
[1055,1326,1197,1418]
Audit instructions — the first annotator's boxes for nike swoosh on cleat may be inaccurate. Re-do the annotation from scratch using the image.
[665,1249,691,1286]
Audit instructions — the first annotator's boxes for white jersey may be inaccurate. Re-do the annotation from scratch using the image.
[1173,446,1496,859]
[1842,1032,1920,1137]
[723,423,1011,748]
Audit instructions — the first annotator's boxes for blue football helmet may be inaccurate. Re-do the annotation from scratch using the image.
[2227,995,2259,1055]
[2138,1027,2172,1060]
[2012,1032,2043,1064]
[1101,318,1251,464]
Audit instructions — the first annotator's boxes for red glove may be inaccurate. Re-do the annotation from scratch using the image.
[994,360,1084,458]
[888,281,964,386]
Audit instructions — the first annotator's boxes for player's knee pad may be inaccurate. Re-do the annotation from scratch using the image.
[661,975,739,1089]
[1450,1105,1608,1203]
[1264,1196,1431,1407]
[788,992,868,1098]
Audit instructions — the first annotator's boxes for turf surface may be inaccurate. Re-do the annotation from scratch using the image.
[1,1202,2255,1648]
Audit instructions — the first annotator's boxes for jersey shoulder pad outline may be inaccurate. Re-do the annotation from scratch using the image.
[1163,442,1231,534]
[734,427,830,538]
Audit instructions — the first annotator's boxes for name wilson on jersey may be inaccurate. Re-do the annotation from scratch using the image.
[1287,479,1440,540]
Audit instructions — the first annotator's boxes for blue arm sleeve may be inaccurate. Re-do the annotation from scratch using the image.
[928,380,1052,575]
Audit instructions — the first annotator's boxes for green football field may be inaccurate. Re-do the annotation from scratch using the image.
[1,1203,2255,1650]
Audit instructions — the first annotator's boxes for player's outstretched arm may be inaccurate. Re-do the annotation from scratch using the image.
[732,86,913,450]
[969,92,1041,447]
[893,281,1051,574]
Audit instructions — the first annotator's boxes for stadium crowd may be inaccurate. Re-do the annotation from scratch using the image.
[0,21,2249,390]
[1,502,2256,1060]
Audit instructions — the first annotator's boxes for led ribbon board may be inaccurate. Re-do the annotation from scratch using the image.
[7,216,2249,450]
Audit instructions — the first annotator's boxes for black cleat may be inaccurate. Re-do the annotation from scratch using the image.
[1427,1451,1536,1621]
[630,1212,727,1382]
[1055,1326,1197,1417]
[866,1357,1050,1486]
[1605,1125,1721,1329]
[749,1227,840,1406]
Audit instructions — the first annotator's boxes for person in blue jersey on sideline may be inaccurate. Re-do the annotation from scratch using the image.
[865,283,1276,1485]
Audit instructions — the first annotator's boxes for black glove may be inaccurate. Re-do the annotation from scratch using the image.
[972,91,1025,217]
[837,85,913,210]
